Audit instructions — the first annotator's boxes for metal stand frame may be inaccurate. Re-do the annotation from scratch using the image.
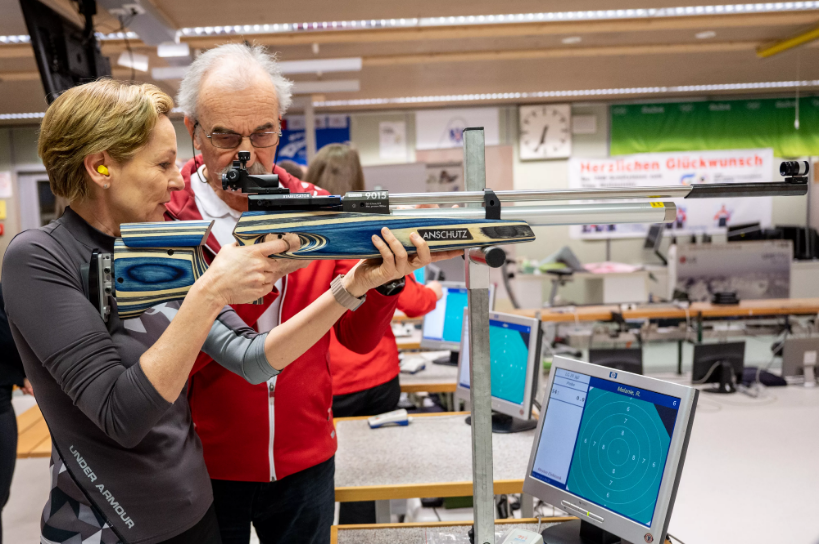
[463,128,495,544]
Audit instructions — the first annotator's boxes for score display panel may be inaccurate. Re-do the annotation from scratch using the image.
[523,357,698,544]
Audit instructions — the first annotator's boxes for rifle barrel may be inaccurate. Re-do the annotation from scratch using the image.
[388,187,691,205]
[390,201,677,226]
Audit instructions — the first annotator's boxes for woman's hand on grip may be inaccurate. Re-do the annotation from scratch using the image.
[199,233,301,306]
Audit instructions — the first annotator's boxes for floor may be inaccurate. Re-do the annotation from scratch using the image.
[4,335,819,544]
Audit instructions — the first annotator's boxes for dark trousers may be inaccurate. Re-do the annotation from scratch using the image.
[211,456,335,544]
[332,376,401,525]
[0,387,16,544]
[158,503,221,544]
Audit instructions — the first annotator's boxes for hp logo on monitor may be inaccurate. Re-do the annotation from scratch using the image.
[609,371,618,379]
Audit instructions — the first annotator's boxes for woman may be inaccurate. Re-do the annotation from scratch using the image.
[308,144,445,524]
[1,80,456,544]
[304,142,365,196]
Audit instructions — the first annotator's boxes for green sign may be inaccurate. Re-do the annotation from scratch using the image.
[610,97,819,158]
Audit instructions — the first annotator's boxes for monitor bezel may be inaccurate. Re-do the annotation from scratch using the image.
[420,282,495,351]
[523,356,698,544]
[589,347,644,376]
[454,310,541,421]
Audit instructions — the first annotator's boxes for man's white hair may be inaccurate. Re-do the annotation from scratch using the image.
[177,43,293,120]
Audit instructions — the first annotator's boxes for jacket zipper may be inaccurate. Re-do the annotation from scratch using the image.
[267,275,288,482]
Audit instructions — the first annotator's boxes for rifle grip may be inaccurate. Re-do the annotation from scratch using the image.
[114,221,213,319]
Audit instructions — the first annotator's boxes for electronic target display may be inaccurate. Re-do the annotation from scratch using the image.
[531,368,680,527]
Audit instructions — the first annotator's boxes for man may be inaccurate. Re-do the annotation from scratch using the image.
[167,43,407,544]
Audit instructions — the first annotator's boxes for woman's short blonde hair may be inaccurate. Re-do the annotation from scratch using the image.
[38,79,173,202]
[305,143,365,196]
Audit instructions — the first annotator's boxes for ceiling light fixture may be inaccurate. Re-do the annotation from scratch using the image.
[562,36,582,44]
[117,51,149,72]
[0,3,816,45]
[293,80,361,94]
[312,79,819,107]
[280,57,362,74]
[695,30,717,38]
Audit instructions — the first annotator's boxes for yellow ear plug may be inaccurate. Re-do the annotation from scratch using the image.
[97,165,109,176]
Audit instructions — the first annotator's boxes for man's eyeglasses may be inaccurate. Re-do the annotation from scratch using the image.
[195,122,282,149]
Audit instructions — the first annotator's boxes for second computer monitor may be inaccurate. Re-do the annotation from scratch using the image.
[420,282,495,352]
[455,310,542,432]
[692,342,745,394]
[589,348,644,375]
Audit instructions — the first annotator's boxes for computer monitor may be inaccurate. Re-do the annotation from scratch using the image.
[20,0,111,102]
[589,348,644,375]
[524,356,699,544]
[781,337,819,382]
[644,225,663,251]
[455,310,542,433]
[691,342,745,394]
[727,222,762,242]
[420,282,495,365]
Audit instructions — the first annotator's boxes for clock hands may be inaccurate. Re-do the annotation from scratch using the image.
[534,124,549,152]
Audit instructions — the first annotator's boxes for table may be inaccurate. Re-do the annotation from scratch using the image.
[332,518,572,544]
[15,405,51,459]
[398,351,459,393]
[332,518,674,544]
[511,297,819,323]
[334,412,536,521]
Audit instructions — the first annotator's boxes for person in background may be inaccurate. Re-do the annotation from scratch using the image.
[303,143,364,196]
[276,159,306,180]
[307,143,445,524]
[0,287,32,544]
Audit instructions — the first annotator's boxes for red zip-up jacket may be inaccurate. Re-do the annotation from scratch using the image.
[329,276,437,396]
[166,156,399,482]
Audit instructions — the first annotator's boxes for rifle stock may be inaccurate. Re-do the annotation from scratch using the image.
[113,213,533,318]
[114,221,212,319]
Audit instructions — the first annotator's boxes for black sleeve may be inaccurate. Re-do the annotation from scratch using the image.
[2,230,171,448]
[0,287,25,387]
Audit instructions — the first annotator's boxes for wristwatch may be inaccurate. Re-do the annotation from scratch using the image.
[375,276,406,297]
[331,274,367,311]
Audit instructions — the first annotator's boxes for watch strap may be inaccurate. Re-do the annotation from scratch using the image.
[331,274,366,311]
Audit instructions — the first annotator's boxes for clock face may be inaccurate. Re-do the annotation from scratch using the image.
[519,104,572,160]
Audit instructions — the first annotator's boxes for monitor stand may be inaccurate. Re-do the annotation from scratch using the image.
[432,351,459,366]
[541,519,620,544]
[464,412,537,434]
[704,361,737,394]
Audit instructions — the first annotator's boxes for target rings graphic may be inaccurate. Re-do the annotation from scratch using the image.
[566,390,671,524]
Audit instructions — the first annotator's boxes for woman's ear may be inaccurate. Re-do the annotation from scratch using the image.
[84,152,112,191]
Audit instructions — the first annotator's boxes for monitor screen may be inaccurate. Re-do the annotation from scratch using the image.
[691,342,745,384]
[456,311,540,420]
[781,337,819,378]
[532,369,679,527]
[420,282,494,351]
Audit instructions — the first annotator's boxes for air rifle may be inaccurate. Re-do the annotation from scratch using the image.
[100,153,808,320]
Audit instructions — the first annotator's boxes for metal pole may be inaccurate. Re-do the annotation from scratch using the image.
[463,127,495,544]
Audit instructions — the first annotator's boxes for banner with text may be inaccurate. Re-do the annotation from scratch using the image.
[569,148,774,239]
[278,115,350,166]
